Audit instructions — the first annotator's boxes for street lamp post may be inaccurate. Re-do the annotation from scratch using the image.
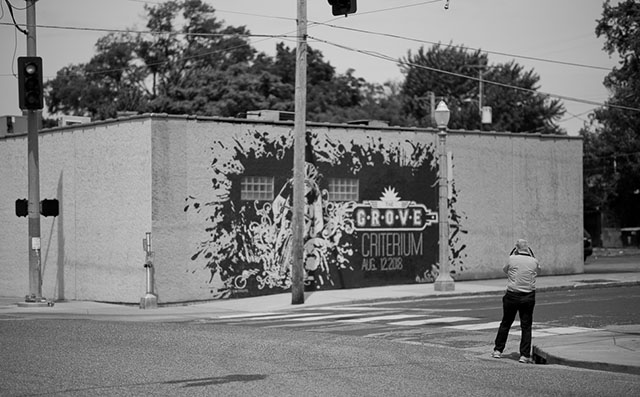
[433,100,455,291]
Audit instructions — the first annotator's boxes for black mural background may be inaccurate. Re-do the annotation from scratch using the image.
[184,129,466,298]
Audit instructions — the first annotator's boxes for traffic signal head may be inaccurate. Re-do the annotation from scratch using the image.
[328,0,357,16]
[40,198,59,217]
[18,56,44,110]
[15,199,28,217]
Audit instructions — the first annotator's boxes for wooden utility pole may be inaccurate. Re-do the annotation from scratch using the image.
[291,0,307,305]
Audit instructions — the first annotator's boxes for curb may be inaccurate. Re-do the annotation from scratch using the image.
[301,280,640,309]
[532,345,640,376]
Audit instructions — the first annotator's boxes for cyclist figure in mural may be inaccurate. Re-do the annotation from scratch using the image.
[272,148,325,284]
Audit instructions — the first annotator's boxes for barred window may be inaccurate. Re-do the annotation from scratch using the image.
[328,178,359,201]
[241,176,274,201]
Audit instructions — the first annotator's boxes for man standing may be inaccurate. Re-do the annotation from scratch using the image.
[492,239,541,363]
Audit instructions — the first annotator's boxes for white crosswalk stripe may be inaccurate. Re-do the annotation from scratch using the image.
[217,312,278,319]
[212,309,600,339]
[290,313,374,322]
[339,314,425,323]
[390,317,478,326]
[222,312,331,322]
[532,326,601,338]
[447,321,517,331]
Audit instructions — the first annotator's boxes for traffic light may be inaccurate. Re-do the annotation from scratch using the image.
[328,0,357,16]
[18,56,43,110]
[15,199,28,217]
[40,199,59,217]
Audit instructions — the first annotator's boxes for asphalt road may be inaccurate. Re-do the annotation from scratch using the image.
[1,254,638,396]
[2,316,640,396]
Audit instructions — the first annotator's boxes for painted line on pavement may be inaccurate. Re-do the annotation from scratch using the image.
[391,316,478,326]
[339,314,425,323]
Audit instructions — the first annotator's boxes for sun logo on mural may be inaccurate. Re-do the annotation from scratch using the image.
[380,186,401,207]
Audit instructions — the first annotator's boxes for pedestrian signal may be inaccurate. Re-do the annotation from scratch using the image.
[15,198,28,217]
[40,198,59,217]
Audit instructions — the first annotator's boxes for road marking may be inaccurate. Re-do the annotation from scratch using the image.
[223,313,330,321]
[541,326,601,334]
[217,312,277,319]
[339,314,425,323]
[531,326,601,338]
[446,321,519,331]
[311,306,397,311]
[290,312,378,322]
[390,317,478,326]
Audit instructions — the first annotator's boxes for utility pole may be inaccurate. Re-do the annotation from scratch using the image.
[26,0,43,302]
[466,64,486,130]
[291,0,307,305]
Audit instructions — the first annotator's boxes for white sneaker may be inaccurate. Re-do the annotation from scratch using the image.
[492,350,501,358]
[519,356,533,364]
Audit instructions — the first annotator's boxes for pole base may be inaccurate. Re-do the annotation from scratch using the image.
[434,275,455,291]
[18,295,54,307]
[17,301,50,308]
[139,294,158,309]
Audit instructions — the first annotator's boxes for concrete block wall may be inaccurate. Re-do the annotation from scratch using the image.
[447,132,584,279]
[0,119,153,302]
[150,117,583,302]
[1,115,584,303]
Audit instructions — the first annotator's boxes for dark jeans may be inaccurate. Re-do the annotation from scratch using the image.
[494,290,536,357]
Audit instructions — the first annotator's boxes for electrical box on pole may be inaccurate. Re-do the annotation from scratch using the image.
[18,56,44,110]
[328,0,357,16]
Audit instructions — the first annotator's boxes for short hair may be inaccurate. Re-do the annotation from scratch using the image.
[516,239,529,251]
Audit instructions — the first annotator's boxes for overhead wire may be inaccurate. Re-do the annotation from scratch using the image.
[308,35,640,113]
[309,21,612,72]
[1,0,634,117]
[0,21,297,39]
[3,0,27,35]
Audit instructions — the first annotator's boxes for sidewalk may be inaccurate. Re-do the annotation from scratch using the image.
[1,271,639,375]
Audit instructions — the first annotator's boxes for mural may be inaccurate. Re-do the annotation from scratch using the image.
[184,128,467,298]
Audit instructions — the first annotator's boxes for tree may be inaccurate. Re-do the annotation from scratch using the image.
[46,33,145,119]
[45,0,259,119]
[583,0,640,227]
[400,43,565,133]
[44,0,387,122]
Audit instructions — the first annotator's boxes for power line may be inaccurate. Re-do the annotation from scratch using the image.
[354,0,443,16]
[1,2,610,73]
[3,0,27,35]
[2,0,633,116]
[0,21,296,39]
[308,35,640,113]
[311,21,612,72]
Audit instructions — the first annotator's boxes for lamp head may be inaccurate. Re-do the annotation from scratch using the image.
[434,100,450,129]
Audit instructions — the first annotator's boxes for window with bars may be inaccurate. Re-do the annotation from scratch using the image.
[328,178,359,201]
[241,176,274,201]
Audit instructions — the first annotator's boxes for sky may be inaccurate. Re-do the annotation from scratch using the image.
[0,0,621,136]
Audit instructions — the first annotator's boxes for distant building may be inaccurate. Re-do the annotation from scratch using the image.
[0,115,27,137]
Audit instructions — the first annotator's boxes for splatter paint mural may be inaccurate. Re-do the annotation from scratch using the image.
[184,128,466,298]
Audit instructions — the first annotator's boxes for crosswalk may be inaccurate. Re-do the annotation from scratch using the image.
[208,306,598,340]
